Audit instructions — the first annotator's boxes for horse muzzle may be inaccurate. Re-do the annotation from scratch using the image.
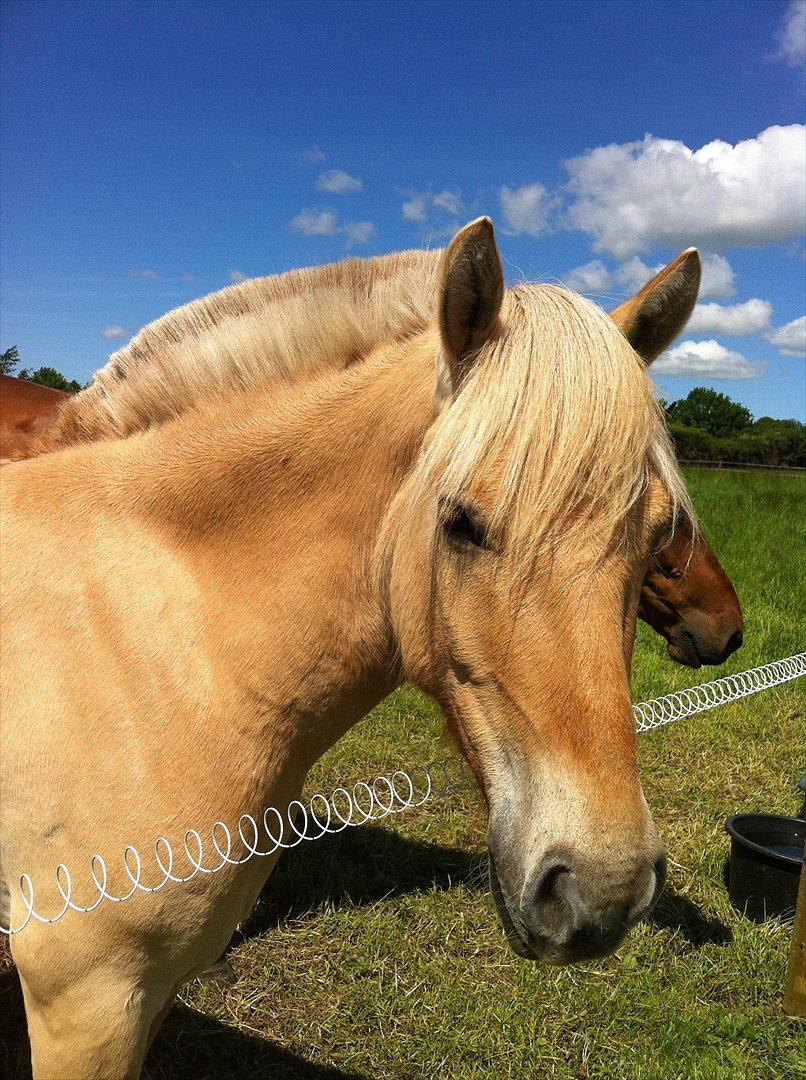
[488,848,666,965]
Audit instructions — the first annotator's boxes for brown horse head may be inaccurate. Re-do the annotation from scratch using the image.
[638,518,743,667]
[385,221,702,964]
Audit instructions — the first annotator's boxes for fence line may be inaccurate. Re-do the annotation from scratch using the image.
[2,652,804,936]
[681,460,805,473]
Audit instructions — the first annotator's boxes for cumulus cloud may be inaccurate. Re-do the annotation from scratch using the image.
[101,325,127,341]
[500,183,552,237]
[288,209,339,236]
[316,169,362,194]
[341,221,375,245]
[229,269,247,284]
[561,259,613,293]
[288,209,374,245]
[563,249,737,304]
[432,190,462,215]
[564,125,806,257]
[687,299,772,337]
[698,253,735,298]
[654,339,765,379]
[400,190,462,225]
[768,315,806,357]
[128,268,161,281]
[299,145,325,165]
[402,195,428,222]
[774,1,806,66]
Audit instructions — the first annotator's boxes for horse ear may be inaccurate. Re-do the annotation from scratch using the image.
[436,217,504,403]
[610,249,701,365]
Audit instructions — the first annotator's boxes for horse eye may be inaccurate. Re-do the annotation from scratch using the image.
[442,505,488,549]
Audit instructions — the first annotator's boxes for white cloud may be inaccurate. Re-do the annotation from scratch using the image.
[500,183,552,237]
[229,269,247,284]
[775,1,806,66]
[698,253,735,298]
[768,315,806,357]
[128,268,161,281]
[432,190,462,215]
[562,249,736,305]
[402,196,427,222]
[288,209,374,245]
[299,145,325,165]
[564,125,806,257]
[316,169,362,194]
[561,259,613,293]
[341,221,375,245]
[180,272,196,283]
[101,325,126,341]
[400,190,462,225]
[288,209,339,236]
[654,339,765,379]
[615,256,664,293]
[687,299,772,337]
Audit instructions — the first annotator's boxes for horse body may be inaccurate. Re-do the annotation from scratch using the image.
[0,375,68,461]
[3,219,703,1077]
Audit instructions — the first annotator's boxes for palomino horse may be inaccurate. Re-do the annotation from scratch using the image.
[0,375,69,461]
[3,219,700,1077]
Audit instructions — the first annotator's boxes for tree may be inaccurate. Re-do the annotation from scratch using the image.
[0,345,20,374]
[18,366,82,394]
[672,387,753,439]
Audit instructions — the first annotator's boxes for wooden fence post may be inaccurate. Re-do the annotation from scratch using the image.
[783,859,806,1018]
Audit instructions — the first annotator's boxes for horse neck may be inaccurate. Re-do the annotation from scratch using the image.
[122,334,438,768]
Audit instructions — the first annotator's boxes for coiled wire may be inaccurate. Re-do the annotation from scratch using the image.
[2,652,802,936]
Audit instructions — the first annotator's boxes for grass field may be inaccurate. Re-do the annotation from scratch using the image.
[2,469,805,1078]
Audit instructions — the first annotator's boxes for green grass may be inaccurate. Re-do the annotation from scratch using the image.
[3,470,805,1078]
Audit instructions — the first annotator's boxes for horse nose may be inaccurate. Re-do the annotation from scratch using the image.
[523,848,665,957]
[724,628,743,657]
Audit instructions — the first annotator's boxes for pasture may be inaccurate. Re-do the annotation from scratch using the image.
[2,469,804,1079]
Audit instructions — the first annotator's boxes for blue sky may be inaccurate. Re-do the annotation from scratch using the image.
[1,0,804,419]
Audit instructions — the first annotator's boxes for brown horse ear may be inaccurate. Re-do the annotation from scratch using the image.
[436,217,504,402]
[610,249,701,365]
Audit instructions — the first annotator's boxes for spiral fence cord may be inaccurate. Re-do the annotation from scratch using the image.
[631,652,805,731]
[2,652,803,936]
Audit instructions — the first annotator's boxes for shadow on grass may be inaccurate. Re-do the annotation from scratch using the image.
[144,1004,367,1080]
[648,888,732,947]
[0,966,367,1080]
[235,824,486,944]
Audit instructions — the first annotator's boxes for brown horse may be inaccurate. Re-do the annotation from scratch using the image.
[639,515,742,666]
[2,220,702,1076]
[0,375,69,461]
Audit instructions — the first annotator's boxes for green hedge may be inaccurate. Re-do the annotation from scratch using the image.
[668,423,806,468]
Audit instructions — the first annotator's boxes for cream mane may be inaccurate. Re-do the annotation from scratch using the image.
[47,249,442,446]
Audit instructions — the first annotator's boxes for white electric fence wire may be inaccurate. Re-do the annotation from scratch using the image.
[2,652,803,936]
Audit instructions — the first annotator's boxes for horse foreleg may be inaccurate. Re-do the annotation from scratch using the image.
[21,969,169,1080]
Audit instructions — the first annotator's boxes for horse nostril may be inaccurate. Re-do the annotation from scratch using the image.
[652,852,667,900]
[725,629,743,656]
[533,857,573,906]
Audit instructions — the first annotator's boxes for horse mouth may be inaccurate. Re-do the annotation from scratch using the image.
[488,855,537,960]
[667,629,702,669]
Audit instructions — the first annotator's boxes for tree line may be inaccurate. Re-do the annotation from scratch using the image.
[0,346,82,393]
[663,387,805,468]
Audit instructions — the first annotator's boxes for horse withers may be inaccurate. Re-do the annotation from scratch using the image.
[3,219,702,1077]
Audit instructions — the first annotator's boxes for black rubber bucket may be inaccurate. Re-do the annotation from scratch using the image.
[725,813,805,923]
